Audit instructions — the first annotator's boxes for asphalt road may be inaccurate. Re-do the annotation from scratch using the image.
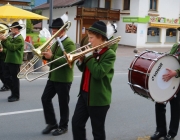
[0,46,179,140]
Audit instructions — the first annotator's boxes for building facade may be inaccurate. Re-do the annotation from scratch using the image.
[116,0,180,48]
[34,0,180,48]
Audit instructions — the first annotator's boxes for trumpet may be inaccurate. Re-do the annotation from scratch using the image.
[25,36,121,82]
[0,23,26,33]
[0,23,25,48]
[17,21,71,79]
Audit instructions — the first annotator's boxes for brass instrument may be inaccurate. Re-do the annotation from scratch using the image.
[17,21,71,79]
[25,36,121,82]
[0,23,26,33]
[0,23,26,48]
[0,24,10,48]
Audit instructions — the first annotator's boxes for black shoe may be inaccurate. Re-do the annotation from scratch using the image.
[0,86,9,91]
[163,135,174,140]
[8,97,19,102]
[150,131,166,140]
[8,95,13,99]
[52,128,68,136]
[42,124,58,134]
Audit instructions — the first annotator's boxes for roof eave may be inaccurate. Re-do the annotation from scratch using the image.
[33,0,84,10]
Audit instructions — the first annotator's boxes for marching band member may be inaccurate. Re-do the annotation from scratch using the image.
[0,45,9,91]
[41,14,76,136]
[0,22,24,102]
[106,21,118,52]
[150,43,180,140]
[72,21,116,140]
[0,23,10,92]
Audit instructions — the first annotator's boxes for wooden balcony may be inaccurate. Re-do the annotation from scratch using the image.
[76,7,120,21]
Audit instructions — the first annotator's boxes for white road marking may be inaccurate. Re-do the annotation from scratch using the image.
[1,72,128,117]
[0,109,43,116]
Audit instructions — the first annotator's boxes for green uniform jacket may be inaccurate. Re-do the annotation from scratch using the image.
[1,35,24,64]
[48,37,76,83]
[169,43,180,77]
[77,48,116,106]
[109,36,118,52]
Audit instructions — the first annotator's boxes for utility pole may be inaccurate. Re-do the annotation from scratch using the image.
[49,0,53,34]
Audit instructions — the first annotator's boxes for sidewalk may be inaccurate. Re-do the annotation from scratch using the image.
[117,45,171,57]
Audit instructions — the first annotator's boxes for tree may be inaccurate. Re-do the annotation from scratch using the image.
[26,19,33,33]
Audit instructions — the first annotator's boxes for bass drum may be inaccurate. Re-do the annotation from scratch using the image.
[128,50,180,103]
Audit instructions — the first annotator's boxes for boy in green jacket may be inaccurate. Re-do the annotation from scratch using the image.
[41,14,76,136]
[0,22,24,102]
[72,21,117,140]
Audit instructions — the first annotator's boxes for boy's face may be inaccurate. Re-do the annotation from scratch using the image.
[10,28,19,35]
[52,28,64,37]
[88,33,102,47]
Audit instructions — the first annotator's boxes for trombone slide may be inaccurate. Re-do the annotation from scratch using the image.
[25,36,121,82]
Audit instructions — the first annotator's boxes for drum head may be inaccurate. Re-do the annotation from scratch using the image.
[148,55,180,103]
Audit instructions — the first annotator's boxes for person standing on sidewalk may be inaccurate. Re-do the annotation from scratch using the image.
[0,22,24,102]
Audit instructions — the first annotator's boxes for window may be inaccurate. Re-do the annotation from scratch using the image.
[147,27,160,42]
[105,0,111,9]
[166,28,177,43]
[150,0,158,11]
[82,0,99,8]
[123,0,130,10]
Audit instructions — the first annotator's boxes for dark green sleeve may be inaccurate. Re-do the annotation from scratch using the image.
[169,43,179,55]
[51,41,76,66]
[86,51,116,79]
[2,36,24,51]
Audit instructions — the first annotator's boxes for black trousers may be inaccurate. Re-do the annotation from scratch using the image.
[72,91,110,140]
[0,60,6,85]
[4,63,20,98]
[155,91,180,137]
[41,80,71,129]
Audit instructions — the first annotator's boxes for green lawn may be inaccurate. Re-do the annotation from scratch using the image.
[26,32,39,38]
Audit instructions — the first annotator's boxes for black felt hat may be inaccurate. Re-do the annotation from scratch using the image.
[86,21,107,40]
[10,22,22,30]
[177,27,180,31]
[49,18,64,29]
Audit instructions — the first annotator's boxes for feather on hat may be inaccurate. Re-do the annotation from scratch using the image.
[106,22,118,39]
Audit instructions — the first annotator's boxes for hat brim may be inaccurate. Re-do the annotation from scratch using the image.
[86,28,108,40]
[49,26,63,29]
[10,25,22,29]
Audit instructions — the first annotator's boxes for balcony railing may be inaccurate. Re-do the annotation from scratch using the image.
[76,7,120,21]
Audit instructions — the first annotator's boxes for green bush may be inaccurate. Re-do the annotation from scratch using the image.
[33,42,42,48]
[26,19,33,33]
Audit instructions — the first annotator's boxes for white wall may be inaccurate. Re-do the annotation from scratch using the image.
[111,0,137,46]
[42,6,77,42]
[136,0,180,48]
[111,0,180,48]
[99,0,105,8]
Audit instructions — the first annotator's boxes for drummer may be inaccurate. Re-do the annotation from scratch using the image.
[150,43,180,140]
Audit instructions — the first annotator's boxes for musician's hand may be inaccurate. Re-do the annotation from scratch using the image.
[0,47,3,52]
[41,51,53,59]
[79,56,85,62]
[0,34,6,40]
[162,68,177,82]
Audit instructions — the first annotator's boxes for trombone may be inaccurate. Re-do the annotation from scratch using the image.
[17,21,71,79]
[25,36,121,82]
